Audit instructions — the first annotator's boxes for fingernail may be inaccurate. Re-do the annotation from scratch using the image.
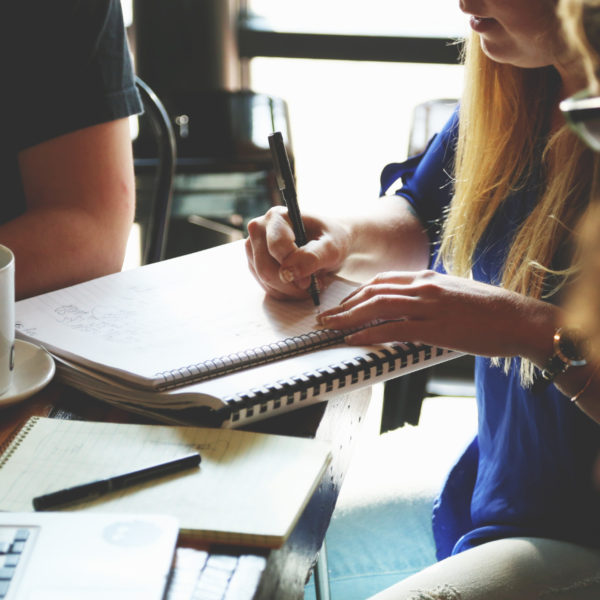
[345,335,355,344]
[321,316,332,326]
[280,268,295,283]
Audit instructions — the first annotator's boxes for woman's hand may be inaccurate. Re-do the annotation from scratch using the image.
[245,206,352,301]
[317,270,560,362]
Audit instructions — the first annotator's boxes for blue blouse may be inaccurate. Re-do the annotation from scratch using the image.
[380,112,600,561]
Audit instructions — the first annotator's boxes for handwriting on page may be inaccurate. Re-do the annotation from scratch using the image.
[14,243,360,379]
[22,283,164,349]
[28,282,350,345]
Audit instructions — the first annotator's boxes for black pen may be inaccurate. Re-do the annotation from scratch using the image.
[268,131,321,309]
[33,452,201,511]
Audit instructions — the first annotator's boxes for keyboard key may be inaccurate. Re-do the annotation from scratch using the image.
[3,555,19,568]
[206,555,238,572]
[0,580,9,598]
[9,542,24,554]
[0,544,8,555]
[176,549,209,572]
[223,555,266,600]
[0,568,14,581]
[13,530,28,543]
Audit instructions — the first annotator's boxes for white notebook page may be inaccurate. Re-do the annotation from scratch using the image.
[15,241,358,387]
[0,418,332,546]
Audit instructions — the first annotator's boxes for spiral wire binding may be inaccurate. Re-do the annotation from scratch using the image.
[0,416,39,469]
[154,328,359,391]
[216,343,452,424]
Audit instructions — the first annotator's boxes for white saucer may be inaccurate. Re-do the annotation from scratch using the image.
[0,340,55,408]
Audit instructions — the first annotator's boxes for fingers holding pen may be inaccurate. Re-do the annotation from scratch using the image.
[246,211,306,300]
[279,222,351,287]
[263,207,298,264]
[279,242,323,290]
[246,208,331,299]
[246,206,352,300]
[245,247,290,301]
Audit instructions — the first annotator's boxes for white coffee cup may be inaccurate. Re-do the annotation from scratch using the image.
[0,245,15,395]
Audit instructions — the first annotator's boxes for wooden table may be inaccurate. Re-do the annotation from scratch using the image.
[0,382,371,600]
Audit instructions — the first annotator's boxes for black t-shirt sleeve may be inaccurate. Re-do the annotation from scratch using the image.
[4,0,143,152]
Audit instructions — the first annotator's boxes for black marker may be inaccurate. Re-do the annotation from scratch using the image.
[33,452,201,511]
[268,131,321,309]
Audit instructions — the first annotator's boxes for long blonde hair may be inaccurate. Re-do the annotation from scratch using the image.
[439,34,599,385]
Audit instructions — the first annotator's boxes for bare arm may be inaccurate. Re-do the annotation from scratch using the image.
[317,267,600,425]
[1,118,135,300]
[337,196,431,280]
[248,180,600,425]
[246,195,430,300]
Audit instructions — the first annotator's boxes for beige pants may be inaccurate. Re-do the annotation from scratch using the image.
[369,538,600,600]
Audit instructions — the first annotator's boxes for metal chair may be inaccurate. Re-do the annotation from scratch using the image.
[134,77,177,265]
[381,99,470,434]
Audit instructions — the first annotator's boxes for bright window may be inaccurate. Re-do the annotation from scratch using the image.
[120,0,132,28]
[249,1,466,212]
[251,59,464,212]
[249,0,467,38]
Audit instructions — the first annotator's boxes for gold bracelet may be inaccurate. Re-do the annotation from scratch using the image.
[571,363,600,403]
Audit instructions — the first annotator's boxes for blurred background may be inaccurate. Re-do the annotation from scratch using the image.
[245,0,466,212]
[121,0,465,267]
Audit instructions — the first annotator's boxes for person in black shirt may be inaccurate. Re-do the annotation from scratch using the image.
[0,0,143,299]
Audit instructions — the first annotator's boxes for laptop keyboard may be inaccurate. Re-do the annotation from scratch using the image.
[0,527,30,599]
[167,548,267,600]
[0,527,265,600]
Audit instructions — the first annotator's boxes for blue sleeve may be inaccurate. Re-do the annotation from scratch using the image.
[379,109,459,267]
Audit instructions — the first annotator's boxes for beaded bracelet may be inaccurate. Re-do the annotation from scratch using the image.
[571,363,600,403]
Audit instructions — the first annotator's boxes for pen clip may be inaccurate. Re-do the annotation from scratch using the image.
[268,133,286,191]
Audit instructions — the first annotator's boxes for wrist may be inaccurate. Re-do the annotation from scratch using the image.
[514,300,560,368]
[530,324,593,395]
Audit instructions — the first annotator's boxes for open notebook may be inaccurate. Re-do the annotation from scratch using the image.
[0,417,332,549]
[15,241,458,427]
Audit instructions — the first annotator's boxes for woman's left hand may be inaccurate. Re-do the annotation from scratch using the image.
[317,270,559,362]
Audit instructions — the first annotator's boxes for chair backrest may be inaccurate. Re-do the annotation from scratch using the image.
[135,77,177,265]
[407,99,458,157]
[381,97,465,435]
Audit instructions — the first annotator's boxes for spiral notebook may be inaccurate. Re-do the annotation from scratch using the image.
[15,241,459,427]
[0,417,332,548]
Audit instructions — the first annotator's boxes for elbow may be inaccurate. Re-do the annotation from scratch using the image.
[90,187,136,277]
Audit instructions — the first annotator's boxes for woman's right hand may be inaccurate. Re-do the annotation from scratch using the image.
[245,206,352,301]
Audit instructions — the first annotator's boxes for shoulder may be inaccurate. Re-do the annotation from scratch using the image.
[3,0,142,153]
[2,0,114,49]
[380,107,460,198]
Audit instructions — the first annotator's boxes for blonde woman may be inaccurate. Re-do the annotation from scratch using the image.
[247,0,600,597]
